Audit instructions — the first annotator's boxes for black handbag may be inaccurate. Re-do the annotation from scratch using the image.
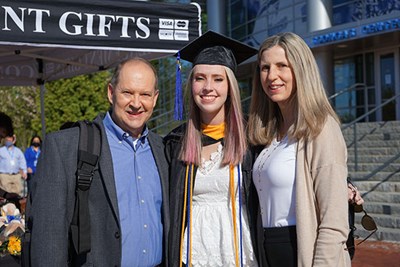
[347,203,356,259]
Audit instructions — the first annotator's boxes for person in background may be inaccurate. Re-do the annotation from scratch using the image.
[27,58,169,266]
[0,112,20,202]
[165,31,258,267]
[0,134,27,197]
[0,112,13,141]
[247,32,351,267]
[24,135,42,193]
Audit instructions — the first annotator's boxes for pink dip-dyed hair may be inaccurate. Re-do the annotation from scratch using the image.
[179,66,247,166]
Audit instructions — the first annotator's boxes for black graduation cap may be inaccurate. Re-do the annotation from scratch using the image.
[178,30,258,73]
[174,30,257,120]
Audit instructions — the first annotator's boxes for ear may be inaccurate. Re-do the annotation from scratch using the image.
[107,84,114,105]
[152,90,159,108]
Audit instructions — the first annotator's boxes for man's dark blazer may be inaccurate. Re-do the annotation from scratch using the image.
[27,114,169,266]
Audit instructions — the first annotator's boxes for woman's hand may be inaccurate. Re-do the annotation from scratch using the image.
[348,182,364,205]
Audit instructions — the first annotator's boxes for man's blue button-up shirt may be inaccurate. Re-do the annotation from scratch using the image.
[0,145,27,174]
[103,112,163,267]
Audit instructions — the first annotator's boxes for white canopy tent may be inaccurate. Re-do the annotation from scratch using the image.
[0,0,202,137]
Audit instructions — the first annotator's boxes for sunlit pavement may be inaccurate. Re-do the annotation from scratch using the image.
[351,240,400,267]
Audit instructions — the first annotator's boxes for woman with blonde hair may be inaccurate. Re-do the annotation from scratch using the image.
[165,31,258,267]
[248,32,351,267]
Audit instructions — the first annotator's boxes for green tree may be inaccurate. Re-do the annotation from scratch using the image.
[0,86,38,148]
[31,71,111,134]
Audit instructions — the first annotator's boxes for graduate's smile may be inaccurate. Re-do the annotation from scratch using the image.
[192,64,228,124]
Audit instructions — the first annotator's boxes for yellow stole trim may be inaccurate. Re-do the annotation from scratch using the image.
[201,122,225,140]
[230,165,240,266]
[189,166,194,267]
[180,164,194,267]
[179,165,189,267]
[179,160,241,266]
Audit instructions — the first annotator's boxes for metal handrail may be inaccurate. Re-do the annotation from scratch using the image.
[342,92,400,171]
[359,151,400,183]
[342,93,400,130]
[328,83,367,100]
[328,83,370,119]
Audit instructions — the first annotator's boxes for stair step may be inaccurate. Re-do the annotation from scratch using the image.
[343,124,400,132]
[347,154,400,164]
[347,163,400,172]
[352,224,400,242]
[346,139,400,148]
[342,121,400,135]
[349,171,400,181]
[355,213,400,229]
[344,132,400,142]
[347,147,400,155]
[361,191,400,203]
[359,202,400,216]
[353,181,400,193]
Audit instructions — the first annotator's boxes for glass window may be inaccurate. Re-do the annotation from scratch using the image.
[365,53,376,121]
[334,58,356,122]
[228,0,301,46]
[334,53,376,122]
[231,0,247,30]
[333,0,400,25]
[230,0,256,41]
[365,52,375,86]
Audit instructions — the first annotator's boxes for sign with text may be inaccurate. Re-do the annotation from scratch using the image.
[0,0,201,52]
[0,0,202,85]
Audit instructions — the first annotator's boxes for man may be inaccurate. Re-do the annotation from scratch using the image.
[0,134,27,196]
[27,58,169,266]
[0,112,21,201]
[0,112,13,141]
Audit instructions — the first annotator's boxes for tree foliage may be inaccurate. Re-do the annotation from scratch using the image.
[31,71,111,134]
[0,70,111,149]
[0,86,38,148]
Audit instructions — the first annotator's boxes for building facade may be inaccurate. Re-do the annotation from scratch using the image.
[226,0,400,122]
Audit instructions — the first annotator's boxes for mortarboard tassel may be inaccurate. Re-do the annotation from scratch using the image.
[174,51,184,120]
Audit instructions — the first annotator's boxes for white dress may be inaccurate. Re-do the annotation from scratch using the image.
[182,144,258,267]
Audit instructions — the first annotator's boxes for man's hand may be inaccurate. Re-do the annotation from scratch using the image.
[20,170,28,180]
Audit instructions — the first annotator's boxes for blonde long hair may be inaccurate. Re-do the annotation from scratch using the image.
[248,32,339,146]
[180,66,247,166]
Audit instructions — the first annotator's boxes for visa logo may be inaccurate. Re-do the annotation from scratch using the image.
[159,19,174,29]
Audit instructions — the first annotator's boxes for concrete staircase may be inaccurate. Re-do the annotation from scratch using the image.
[342,121,400,243]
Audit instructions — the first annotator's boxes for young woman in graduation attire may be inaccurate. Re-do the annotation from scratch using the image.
[164,31,259,267]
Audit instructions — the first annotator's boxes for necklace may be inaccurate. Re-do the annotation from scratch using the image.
[256,139,281,185]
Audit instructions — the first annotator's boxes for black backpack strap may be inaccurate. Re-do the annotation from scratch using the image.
[70,120,101,255]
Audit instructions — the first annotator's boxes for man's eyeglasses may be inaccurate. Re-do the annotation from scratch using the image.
[347,204,378,250]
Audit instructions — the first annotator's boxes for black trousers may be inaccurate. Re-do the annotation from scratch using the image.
[27,173,34,193]
[263,225,297,267]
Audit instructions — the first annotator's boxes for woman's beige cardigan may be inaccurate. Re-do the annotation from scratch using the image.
[295,115,351,266]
